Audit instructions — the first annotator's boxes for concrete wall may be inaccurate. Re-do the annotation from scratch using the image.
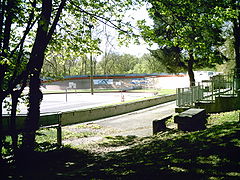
[60,94,176,126]
[42,71,215,91]
[43,76,190,90]
[2,94,176,131]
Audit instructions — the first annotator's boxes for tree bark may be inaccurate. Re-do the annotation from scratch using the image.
[2,0,14,52]
[188,52,195,87]
[22,0,66,151]
[22,0,52,151]
[233,13,240,84]
[10,91,19,155]
[0,0,6,50]
[0,97,4,160]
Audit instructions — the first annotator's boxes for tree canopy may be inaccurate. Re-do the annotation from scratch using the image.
[0,0,141,158]
[138,0,238,86]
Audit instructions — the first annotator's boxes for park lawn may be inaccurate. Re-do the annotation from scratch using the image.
[1,110,240,179]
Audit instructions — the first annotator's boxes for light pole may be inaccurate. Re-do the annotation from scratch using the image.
[89,24,94,95]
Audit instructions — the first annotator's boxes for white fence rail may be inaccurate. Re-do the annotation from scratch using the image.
[177,86,203,107]
[177,74,236,107]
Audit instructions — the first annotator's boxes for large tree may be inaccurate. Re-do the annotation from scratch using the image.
[0,0,141,159]
[0,0,67,158]
[138,0,228,86]
[22,0,67,151]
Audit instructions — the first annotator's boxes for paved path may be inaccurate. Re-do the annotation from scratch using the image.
[93,101,176,137]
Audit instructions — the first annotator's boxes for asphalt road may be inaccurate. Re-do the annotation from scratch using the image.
[93,101,176,137]
[3,92,176,137]
[2,92,154,114]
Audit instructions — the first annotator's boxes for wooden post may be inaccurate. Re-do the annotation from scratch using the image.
[57,113,62,146]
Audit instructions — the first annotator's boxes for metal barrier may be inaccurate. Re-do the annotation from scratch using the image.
[2,112,62,146]
[1,94,176,146]
[177,86,203,107]
[177,74,237,107]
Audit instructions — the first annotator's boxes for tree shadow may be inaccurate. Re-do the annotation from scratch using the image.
[1,120,240,179]
[99,135,138,147]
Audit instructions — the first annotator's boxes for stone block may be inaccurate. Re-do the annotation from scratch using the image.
[174,108,207,131]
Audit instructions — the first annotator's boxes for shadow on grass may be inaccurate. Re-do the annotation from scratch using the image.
[1,120,240,179]
[100,135,138,147]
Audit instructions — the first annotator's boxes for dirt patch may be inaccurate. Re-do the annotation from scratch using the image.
[62,123,133,153]
[61,121,177,154]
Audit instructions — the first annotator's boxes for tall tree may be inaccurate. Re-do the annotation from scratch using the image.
[0,0,35,158]
[229,0,240,88]
[138,0,227,86]
[0,0,141,158]
[22,0,67,151]
[0,0,67,158]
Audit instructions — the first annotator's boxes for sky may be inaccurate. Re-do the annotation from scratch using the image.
[96,4,158,59]
[117,5,157,57]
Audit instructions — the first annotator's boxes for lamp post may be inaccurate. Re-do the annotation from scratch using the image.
[89,24,94,95]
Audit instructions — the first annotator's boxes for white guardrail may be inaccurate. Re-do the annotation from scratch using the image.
[176,86,203,107]
[177,74,237,107]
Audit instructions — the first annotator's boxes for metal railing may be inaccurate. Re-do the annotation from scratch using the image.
[177,73,237,107]
[177,85,203,107]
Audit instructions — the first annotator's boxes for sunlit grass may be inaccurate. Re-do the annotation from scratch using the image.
[35,127,98,145]
[207,110,239,126]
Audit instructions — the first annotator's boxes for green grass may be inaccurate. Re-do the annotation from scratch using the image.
[2,110,240,179]
[35,126,98,145]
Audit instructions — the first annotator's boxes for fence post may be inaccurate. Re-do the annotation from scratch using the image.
[57,113,62,146]
[233,75,235,96]
[177,88,180,106]
[218,75,220,97]
[191,87,193,106]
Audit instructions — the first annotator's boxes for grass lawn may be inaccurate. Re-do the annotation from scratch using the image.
[1,110,240,179]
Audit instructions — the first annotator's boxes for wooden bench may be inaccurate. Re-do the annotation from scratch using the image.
[174,108,207,131]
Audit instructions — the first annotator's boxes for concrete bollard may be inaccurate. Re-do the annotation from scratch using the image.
[153,115,172,134]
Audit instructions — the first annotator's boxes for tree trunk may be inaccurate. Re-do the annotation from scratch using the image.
[22,0,52,152]
[0,97,4,160]
[233,13,240,87]
[22,0,66,151]
[10,91,20,155]
[0,63,7,159]
[22,71,43,151]
[188,52,195,87]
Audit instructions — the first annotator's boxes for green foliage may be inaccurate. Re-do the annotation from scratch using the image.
[150,47,185,73]
[96,53,168,75]
[138,0,230,74]
[97,53,138,74]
